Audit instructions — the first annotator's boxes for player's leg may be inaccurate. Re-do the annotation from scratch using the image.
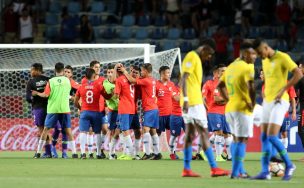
[79,113,89,159]
[210,114,225,162]
[87,128,94,158]
[100,112,108,158]
[142,125,152,159]
[169,115,179,160]
[108,111,119,159]
[131,114,142,159]
[61,114,78,158]
[92,112,103,159]
[51,121,61,158]
[149,110,162,160]
[298,108,304,152]
[61,126,68,158]
[223,116,233,161]
[266,101,295,180]
[117,114,133,160]
[280,117,290,149]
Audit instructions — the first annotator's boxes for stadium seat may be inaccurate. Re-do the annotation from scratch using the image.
[119,27,132,39]
[167,28,181,40]
[291,41,304,53]
[151,28,164,40]
[45,14,59,25]
[135,28,148,40]
[49,2,61,13]
[72,14,80,26]
[154,15,166,27]
[180,41,192,53]
[138,15,150,26]
[102,28,116,39]
[277,40,288,52]
[122,15,135,26]
[45,26,58,39]
[67,2,81,14]
[183,28,196,39]
[248,27,260,38]
[163,40,176,50]
[89,15,102,26]
[91,1,105,13]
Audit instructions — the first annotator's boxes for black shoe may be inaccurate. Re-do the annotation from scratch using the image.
[141,153,152,160]
[34,153,41,159]
[100,150,106,159]
[41,153,52,158]
[89,153,94,159]
[72,154,78,159]
[239,173,251,179]
[227,158,232,161]
[270,156,283,163]
[221,152,228,160]
[195,153,204,160]
[150,153,162,160]
[80,153,87,159]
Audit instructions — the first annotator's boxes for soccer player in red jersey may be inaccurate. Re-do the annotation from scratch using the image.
[118,63,161,160]
[156,66,175,158]
[75,68,112,159]
[113,64,136,160]
[81,61,108,159]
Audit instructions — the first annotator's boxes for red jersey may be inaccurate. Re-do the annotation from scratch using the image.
[115,75,136,114]
[134,85,141,113]
[70,78,80,90]
[76,80,103,112]
[156,80,174,116]
[202,79,225,114]
[82,76,106,112]
[262,84,296,117]
[136,77,158,111]
[171,85,182,116]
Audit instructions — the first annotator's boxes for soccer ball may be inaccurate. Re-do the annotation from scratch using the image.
[269,162,285,177]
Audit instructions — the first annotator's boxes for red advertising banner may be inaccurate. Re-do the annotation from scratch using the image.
[0,118,262,152]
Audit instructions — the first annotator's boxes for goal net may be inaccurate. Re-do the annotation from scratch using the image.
[0,44,182,151]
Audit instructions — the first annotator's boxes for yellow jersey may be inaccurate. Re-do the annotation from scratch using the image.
[220,58,255,114]
[263,51,297,102]
[181,51,203,106]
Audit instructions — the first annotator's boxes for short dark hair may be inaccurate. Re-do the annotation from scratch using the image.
[217,64,226,68]
[132,65,140,72]
[85,68,96,80]
[65,65,73,72]
[31,63,43,72]
[260,68,263,72]
[90,60,100,68]
[142,63,153,73]
[159,66,170,74]
[240,41,253,51]
[107,64,115,70]
[212,65,219,72]
[55,62,64,73]
[200,38,216,51]
[252,38,266,49]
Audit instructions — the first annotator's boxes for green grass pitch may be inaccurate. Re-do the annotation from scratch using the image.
[0,152,303,188]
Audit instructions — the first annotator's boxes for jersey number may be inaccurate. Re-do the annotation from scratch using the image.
[227,75,234,96]
[86,90,94,104]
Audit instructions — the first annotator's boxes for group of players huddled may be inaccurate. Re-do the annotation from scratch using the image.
[27,37,302,180]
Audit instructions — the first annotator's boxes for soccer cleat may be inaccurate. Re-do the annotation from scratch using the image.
[89,153,94,159]
[62,152,68,159]
[170,153,177,160]
[109,154,118,160]
[250,172,271,180]
[34,153,41,159]
[134,155,141,160]
[120,155,133,160]
[210,167,230,177]
[216,155,226,162]
[117,154,126,160]
[182,169,201,177]
[239,173,251,179]
[270,156,283,163]
[226,158,232,161]
[141,153,152,160]
[221,151,228,160]
[72,153,78,159]
[193,153,204,160]
[100,150,106,159]
[175,152,180,160]
[51,147,58,158]
[150,153,162,160]
[199,151,208,161]
[80,153,87,159]
[282,164,296,181]
[42,153,52,158]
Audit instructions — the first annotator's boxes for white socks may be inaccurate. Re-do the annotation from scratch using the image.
[95,134,102,156]
[169,135,177,154]
[143,132,151,155]
[68,140,77,154]
[215,135,224,156]
[36,139,46,154]
[152,134,160,154]
[124,135,133,156]
[109,137,118,155]
[134,138,141,156]
[281,138,288,149]
[87,134,94,154]
[225,136,233,159]
[209,134,215,147]
[100,133,106,150]
[79,132,87,154]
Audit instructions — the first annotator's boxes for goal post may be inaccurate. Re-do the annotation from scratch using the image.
[0,44,181,151]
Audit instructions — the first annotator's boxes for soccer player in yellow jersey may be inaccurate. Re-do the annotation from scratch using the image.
[181,39,230,177]
[217,42,256,179]
[251,39,303,181]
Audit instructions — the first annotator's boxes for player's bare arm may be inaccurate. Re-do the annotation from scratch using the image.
[248,80,256,112]
[291,97,297,121]
[32,90,49,98]
[217,81,229,102]
[118,66,137,84]
[214,95,226,105]
[181,72,189,113]
[74,95,81,110]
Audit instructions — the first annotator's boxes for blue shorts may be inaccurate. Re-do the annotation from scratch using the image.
[108,111,118,130]
[280,116,291,132]
[143,109,159,129]
[157,115,171,133]
[170,115,185,136]
[208,113,231,134]
[130,114,141,130]
[117,114,134,131]
[45,113,71,129]
[79,111,102,133]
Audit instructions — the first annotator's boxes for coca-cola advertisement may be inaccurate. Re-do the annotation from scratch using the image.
[0,118,264,152]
